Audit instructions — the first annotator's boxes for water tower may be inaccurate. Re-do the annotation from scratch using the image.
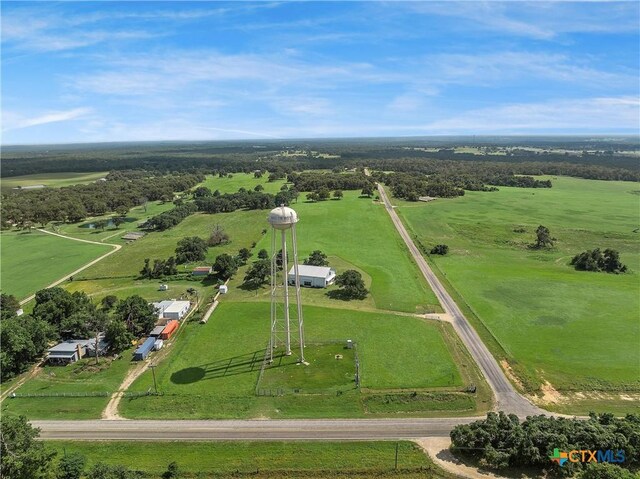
[267,205,305,363]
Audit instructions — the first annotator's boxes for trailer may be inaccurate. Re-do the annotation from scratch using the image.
[160,320,179,340]
[133,337,155,361]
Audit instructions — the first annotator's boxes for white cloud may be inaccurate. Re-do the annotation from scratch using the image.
[422,96,640,133]
[2,108,92,131]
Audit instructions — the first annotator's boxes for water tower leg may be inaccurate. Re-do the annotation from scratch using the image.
[292,224,305,363]
[281,230,292,355]
[269,228,277,363]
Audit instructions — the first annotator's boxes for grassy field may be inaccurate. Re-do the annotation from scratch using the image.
[0,230,112,300]
[1,353,134,419]
[195,172,287,194]
[46,440,442,478]
[0,171,108,190]
[121,302,479,419]
[393,177,640,399]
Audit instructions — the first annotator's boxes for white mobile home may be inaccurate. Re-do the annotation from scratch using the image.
[288,265,336,288]
[152,300,191,321]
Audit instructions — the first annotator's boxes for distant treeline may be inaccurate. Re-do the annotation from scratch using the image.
[1,171,203,228]
[2,140,638,182]
[287,172,374,191]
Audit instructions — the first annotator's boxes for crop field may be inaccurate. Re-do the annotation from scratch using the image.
[0,230,112,300]
[0,171,108,190]
[393,177,640,400]
[121,302,480,419]
[46,440,437,478]
[2,352,134,419]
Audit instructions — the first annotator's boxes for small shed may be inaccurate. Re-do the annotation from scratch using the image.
[122,232,145,241]
[192,266,212,276]
[153,339,164,351]
[288,265,336,288]
[159,284,169,291]
[150,326,166,338]
[219,285,228,294]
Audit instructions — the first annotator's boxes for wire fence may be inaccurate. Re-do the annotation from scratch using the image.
[10,392,110,398]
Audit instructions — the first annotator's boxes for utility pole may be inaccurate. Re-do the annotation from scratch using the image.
[149,364,158,394]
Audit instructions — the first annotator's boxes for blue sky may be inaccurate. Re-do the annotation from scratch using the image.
[2,1,639,144]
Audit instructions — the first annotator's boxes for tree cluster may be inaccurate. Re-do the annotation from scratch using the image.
[288,172,374,192]
[334,270,368,300]
[571,249,627,274]
[304,250,329,266]
[139,257,178,279]
[175,236,208,264]
[383,172,465,200]
[195,190,275,214]
[1,172,202,228]
[144,202,198,231]
[430,244,449,255]
[450,412,640,477]
[242,259,271,289]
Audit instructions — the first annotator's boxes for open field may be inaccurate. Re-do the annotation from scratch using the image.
[0,171,108,190]
[195,172,286,194]
[1,352,134,419]
[393,176,640,401]
[121,302,482,419]
[0,230,112,300]
[46,440,441,478]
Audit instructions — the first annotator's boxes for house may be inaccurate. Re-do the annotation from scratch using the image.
[122,232,145,241]
[192,266,212,276]
[47,340,89,365]
[84,335,109,357]
[288,265,336,288]
[152,300,191,320]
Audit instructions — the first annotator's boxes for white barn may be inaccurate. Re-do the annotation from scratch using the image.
[288,265,336,288]
[152,300,191,320]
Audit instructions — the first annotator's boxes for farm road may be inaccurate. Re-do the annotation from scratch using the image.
[19,229,121,305]
[372,176,543,417]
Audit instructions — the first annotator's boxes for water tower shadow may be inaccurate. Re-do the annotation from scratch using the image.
[170,349,266,384]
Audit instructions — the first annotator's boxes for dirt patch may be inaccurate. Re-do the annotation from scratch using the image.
[500,360,524,391]
[539,381,564,404]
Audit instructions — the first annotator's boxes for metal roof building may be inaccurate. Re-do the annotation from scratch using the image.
[288,265,336,288]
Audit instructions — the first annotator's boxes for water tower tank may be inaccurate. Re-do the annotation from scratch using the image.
[268,205,298,230]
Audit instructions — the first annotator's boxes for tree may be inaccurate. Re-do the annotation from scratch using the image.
[1,315,55,380]
[254,184,264,192]
[213,254,238,280]
[0,415,56,479]
[94,219,108,231]
[533,225,555,249]
[115,296,157,337]
[175,236,208,263]
[1,293,20,321]
[105,319,133,354]
[242,260,271,289]
[361,185,374,197]
[306,192,319,202]
[316,187,331,201]
[115,205,129,217]
[430,244,449,255]
[334,270,368,300]
[257,249,269,260]
[333,190,343,200]
[163,461,181,479]
[192,186,212,198]
[208,224,230,246]
[237,248,252,264]
[57,451,86,479]
[580,463,635,479]
[87,310,109,365]
[100,295,118,311]
[140,258,152,278]
[111,216,125,229]
[304,250,329,267]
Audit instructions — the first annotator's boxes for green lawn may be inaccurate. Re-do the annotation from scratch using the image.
[0,171,108,190]
[1,353,134,419]
[121,302,472,419]
[46,441,438,478]
[0,230,112,300]
[393,177,640,395]
[195,172,286,194]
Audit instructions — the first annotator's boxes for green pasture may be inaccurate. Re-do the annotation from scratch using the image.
[394,177,640,395]
[121,302,475,419]
[0,171,108,190]
[195,172,286,194]
[46,441,437,478]
[1,353,134,419]
[0,230,112,300]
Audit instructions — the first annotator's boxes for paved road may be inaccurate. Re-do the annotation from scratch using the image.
[33,418,478,441]
[19,229,121,305]
[374,181,543,416]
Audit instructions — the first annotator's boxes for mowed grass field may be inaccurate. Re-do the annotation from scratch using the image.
[46,441,435,478]
[394,177,640,395]
[2,352,134,419]
[0,171,108,190]
[121,302,471,419]
[196,172,286,194]
[0,230,112,300]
